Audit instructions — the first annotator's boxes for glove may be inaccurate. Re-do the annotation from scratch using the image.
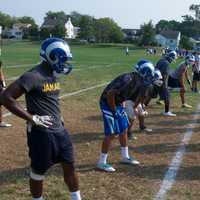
[32,115,53,128]
[142,110,148,116]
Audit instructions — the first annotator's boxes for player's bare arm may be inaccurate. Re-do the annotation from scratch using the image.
[106,89,118,112]
[0,81,33,122]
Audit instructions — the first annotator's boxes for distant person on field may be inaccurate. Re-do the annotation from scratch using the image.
[97,60,156,172]
[125,47,129,56]
[0,38,81,200]
[155,51,177,116]
[168,55,195,108]
[0,60,12,127]
[191,53,200,93]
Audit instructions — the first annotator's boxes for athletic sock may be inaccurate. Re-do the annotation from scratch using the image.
[98,153,108,164]
[32,197,44,200]
[121,146,129,159]
[70,190,81,200]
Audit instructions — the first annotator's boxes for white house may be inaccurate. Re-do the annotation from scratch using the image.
[65,18,79,39]
[155,30,181,50]
[2,23,31,39]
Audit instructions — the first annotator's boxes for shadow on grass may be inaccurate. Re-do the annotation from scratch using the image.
[0,167,29,185]
[1,160,200,186]
[70,132,103,143]
[85,115,102,121]
[121,164,200,180]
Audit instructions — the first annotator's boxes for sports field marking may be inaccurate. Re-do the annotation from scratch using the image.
[59,82,109,99]
[3,81,109,118]
[5,63,118,81]
[154,103,200,200]
[5,63,38,68]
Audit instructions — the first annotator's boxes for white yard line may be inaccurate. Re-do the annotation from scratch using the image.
[5,63,118,81]
[154,103,200,200]
[59,82,109,99]
[3,82,109,118]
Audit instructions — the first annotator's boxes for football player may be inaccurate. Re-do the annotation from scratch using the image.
[125,69,163,139]
[155,50,177,116]
[97,60,155,172]
[191,53,200,93]
[168,55,195,108]
[0,38,81,200]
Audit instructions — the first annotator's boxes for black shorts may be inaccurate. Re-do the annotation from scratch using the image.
[168,76,181,88]
[193,72,200,81]
[27,128,74,174]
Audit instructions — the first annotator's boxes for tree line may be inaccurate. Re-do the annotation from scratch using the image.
[0,4,200,48]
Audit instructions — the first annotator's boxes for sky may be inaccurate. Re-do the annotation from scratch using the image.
[1,0,200,28]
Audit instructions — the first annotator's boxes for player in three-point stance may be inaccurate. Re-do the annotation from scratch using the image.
[97,60,156,172]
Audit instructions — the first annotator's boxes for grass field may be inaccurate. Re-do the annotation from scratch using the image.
[1,40,200,200]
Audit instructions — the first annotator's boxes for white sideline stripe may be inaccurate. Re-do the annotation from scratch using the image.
[5,63,38,68]
[154,104,200,200]
[59,82,109,99]
[3,82,109,118]
[5,63,118,81]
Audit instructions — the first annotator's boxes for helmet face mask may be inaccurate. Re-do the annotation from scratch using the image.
[136,60,155,86]
[40,38,73,74]
[185,55,195,65]
[167,51,177,63]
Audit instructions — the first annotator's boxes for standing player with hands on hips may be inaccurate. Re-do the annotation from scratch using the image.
[0,38,81,200]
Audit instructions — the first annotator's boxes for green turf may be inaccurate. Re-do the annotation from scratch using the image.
[0,40,199,200]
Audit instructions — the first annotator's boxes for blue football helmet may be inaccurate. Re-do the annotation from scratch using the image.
[153,69,163,87]
[134,59,149,72]
[136,60,155,85]
[166,50,177,63]
[185,55,195,65]
[40,38,73,74]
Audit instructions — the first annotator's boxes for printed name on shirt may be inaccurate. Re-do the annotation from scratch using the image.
[42,82,60,92]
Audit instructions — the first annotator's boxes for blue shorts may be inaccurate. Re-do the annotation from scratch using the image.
[27,128,74,174]
[100,101,129,136]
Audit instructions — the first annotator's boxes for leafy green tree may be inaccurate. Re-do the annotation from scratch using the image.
[94,18,123,43]
[44,11,68,26]
[179,16,200,37]
[51,24,66,38]
[0,11,13,28]
[139,21,156,46]
[40,28,51,39]
[17,16,37,27]
[180,35,193,49]
[78,15,95,40]
[155,20,180,33]
[70,11,82,26]
[189,4,200,21]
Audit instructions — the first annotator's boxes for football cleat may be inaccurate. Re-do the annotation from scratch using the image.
[182,103,192,108]
[162,111,176,117]
[140,126,153,133]
[120,157,140,165]
[97,163,116,172]
[0,122,12,127]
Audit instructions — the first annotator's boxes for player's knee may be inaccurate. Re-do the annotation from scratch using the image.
[30,169,45,181]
